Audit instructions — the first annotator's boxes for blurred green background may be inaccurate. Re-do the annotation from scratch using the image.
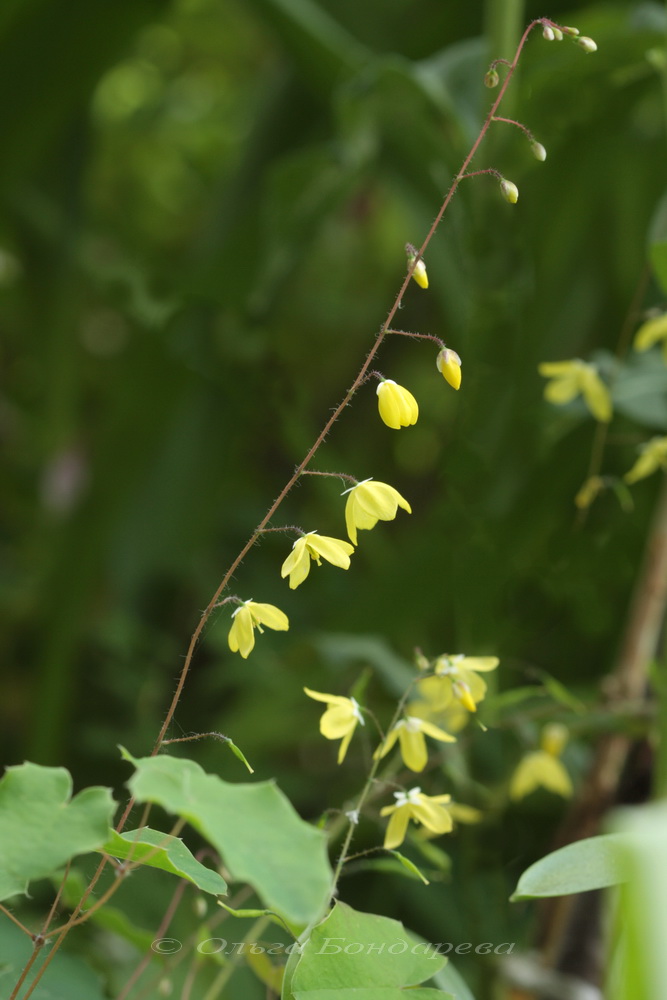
[1,0,666,994]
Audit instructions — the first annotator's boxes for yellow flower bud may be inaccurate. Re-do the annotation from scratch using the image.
[406,243,428,289]
[436,347,462,390]
[499,178,519,204]
[552,27,563,41]
[542,25,555,40]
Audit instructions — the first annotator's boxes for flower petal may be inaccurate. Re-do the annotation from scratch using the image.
[415,719,457,743]
[410,799,453,835]
[383,805,411,849]
[228,605,255,659]
[398,728,428,772]
[306,534,354,568]
[248,602,289,631]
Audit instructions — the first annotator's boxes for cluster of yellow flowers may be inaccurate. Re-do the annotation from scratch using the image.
[539,310,667,502]
[227,250,464,658]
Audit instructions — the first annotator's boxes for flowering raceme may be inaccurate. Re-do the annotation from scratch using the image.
[510,723,573,800]
[538,359,612,422]
[436,348,461,390]
[280,531,354,589]
[376,379,419,430]
[227,600,289,658]
[374,715,455,772]
[304,688,364,763]
[343,478,411,545]
[381,787,454,849]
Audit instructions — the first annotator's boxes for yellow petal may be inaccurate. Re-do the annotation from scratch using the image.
[304,688,353,707]
[543,375,579,405]
[436,348,462,390]
[540,722,569,757]
[448,803,482,824]
[581,370,612,422]
[538,361,579,377]
[337,726,355,764]
[625,437,667,484]
[415,719,456,743]
[281,538,311,589]
[383,805,411,849]
[459,656,499,673]
[248,602,289,631]
[228,605,255,659]
[305,533,354,568]
[634,313,667,352]
[319,704,356,739]
[411,258,428,289]
[398,728,428,772]
[410,799,454,835]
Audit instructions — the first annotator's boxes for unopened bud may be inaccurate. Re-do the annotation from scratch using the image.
[436,347,462,390]
[530,141,547,162]
[414,651,430,671]
[484,68,499,88]
[158,980,173,997]
[406,243,428,289]
[542,25,555,41]
[499,178,519,204]
[577,36,597,53]
[562,25,580,36]
[551,27,563,41]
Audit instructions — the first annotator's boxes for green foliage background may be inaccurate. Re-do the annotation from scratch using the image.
[1,0,665,994]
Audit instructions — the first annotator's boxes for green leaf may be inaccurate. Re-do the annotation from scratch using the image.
[0,763,115,901]
[289,901,450,999]
[388,851,430,884]
[122,750,331,926]
[511,833,630,901]
[103,827,228,895]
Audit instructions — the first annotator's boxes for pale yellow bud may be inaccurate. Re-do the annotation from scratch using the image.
[500,178,519,204]
[542,25,555,41]
[562,25,580,36]
[577,36,597,53]
[552,27,563,41]
[531,141,547,162]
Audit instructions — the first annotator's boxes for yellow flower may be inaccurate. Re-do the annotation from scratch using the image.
[374,716,456,772]
[406,244,428,289]
[227,600,289,658]
[430,654,499,713]
[281,531,354,589]
[343,478,411,545]
[625,437,667,484]
[381,787,453,849]
[410,677,471,733]
[436,348,461,390]
[376,380,419,430]
[510,723,573,800]
[634,312,667,362]
[304,688,364,763]
[538,359,612,422]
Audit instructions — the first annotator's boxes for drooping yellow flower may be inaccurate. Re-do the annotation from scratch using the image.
[410,677,471,733]
[430,654,499,713]
[625,437,667,484]
[280,532,354,589]
[376,380,419,430]
[381,787,453,849]
[304,688,364,763]
[510,723,573,800]
[374,716,456,773]
[634,312,667,362]
[228,600,289,659]
[538,359,612,423]
[406,244,428,289]
[436,348,461,390]
[343,478,411,545]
